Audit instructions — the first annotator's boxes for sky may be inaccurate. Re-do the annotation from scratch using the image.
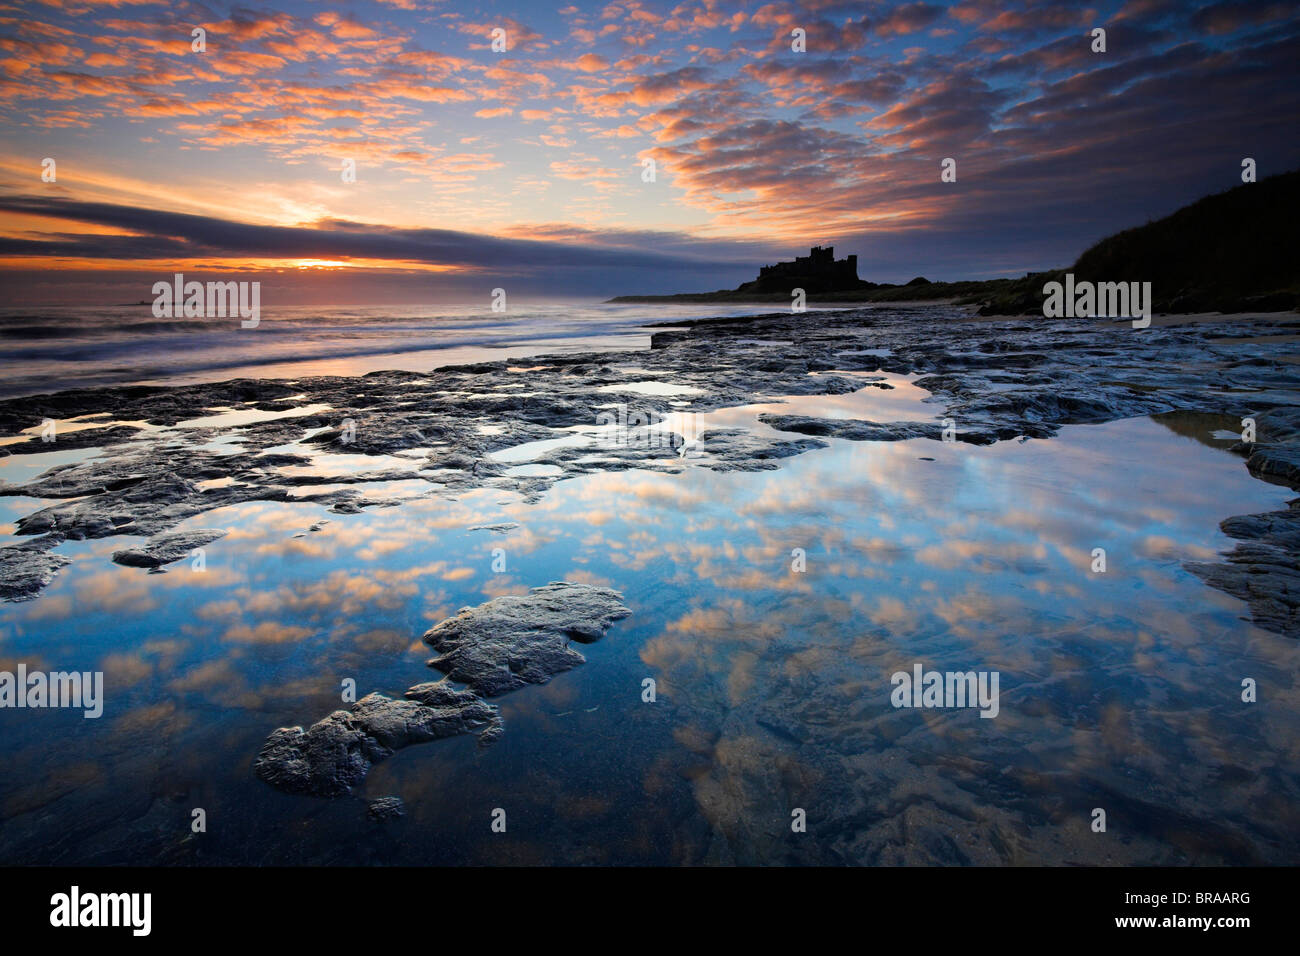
[0,0,1298,304]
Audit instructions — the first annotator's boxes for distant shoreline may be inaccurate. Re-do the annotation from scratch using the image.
[612,171,1300,316]
[609,290,966,305]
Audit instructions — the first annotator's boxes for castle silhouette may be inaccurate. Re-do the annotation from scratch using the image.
[741,246,870,294]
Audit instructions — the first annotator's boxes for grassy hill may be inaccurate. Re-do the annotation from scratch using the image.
[973,169,1300,315]
[1071,169,1299,311]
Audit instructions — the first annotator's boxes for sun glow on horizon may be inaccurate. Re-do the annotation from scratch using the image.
[291,259,351,270]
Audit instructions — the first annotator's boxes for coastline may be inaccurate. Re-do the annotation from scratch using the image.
[2,304,1297,638]
[1,302,1299,865]
[0,301,790,402]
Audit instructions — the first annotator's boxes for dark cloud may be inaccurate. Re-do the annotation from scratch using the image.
[0,194,777,291]
[3,0,1300,294]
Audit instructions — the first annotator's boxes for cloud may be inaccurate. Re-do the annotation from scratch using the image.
[0,193,771,279]
[1,0,1298,291]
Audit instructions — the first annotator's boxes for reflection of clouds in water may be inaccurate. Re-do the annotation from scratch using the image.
[18,594,75,623]
[169,657,245,697]
[593,417,1298,862]
[557,568,614,589]
[914,538,1049,571]
[100,650,153,686]
[222,622,315,645]
[111,701,193,741]
[29,569,159,619]
[3,762,107,818]
[478,576,529,599]
[2,407,1297,865]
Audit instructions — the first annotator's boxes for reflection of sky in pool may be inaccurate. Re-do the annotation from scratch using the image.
[0,394,1295,864]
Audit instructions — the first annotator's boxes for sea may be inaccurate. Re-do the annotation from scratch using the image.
[0,301,1296,865]
[0,301,805,400]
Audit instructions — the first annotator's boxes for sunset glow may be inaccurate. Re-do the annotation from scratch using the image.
[1,0,1298,301]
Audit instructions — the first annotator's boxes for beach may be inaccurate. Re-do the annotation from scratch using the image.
[0,302,1297,864]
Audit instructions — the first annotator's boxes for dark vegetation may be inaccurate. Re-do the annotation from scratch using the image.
[611,171,1300,315]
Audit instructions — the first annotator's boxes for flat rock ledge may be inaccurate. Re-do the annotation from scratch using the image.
[423,581,633,697]
[367,796,406,822]
[254,582,630,798]
[0,543,71,602]
[3,308,1298,611]
[254,686,499,798]
[1186,500,1300,639]
[1183,405,1300,639]
[111,529,228,569]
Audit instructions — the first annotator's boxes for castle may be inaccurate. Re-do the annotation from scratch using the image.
[759,246,859,282]
[742,246,869,294]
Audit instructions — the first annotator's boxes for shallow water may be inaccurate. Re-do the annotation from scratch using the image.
[0,302,842,399]
[0,379,1295,865]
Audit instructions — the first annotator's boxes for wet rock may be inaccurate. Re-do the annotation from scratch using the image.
[1,304,1298,622]
[1248,445,1300,488]
[256,586,631,799]
[14,469,227,540]
[1252,406,1300,444]
[1221,508,1300,548]
[423,582,632,697]
[1186,545,1299,639]
[367,796,405,822]
[693,428,829,469]
[762,415,933,443]
[0,425,143,456]
[254,688,500,798]
[111,529,227,569]
[1186,502,1300,638]
[0,545,71,602]
[322,494,404,515]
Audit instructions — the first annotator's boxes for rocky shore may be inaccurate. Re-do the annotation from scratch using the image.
[1,305,1297,639]
[254,583,630,799]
